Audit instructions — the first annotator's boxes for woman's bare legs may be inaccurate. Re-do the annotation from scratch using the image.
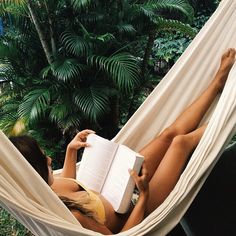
[139,48,236,181]
[145,124,207,214]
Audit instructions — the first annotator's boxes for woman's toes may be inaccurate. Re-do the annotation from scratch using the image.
[229,48,236,58]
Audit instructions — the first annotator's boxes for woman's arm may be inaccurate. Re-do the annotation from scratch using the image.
[60,130,94,178]
[71,163,149,235]
[121,162,149,232]
[72,210,113,235]
[121,192,148,232]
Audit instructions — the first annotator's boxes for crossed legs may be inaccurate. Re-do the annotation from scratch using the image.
[138,48,236,214]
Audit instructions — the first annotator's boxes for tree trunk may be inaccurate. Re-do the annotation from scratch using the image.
[27,1,53,65]
[141,29,157,79]
[110,95,119,134]
[49,16,57,58]
[44,2,57,58]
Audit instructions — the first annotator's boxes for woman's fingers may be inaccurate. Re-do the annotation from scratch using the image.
[67,129,95,151]
[129,162,150,194]
[80,129,95,135]
[78,129,95,140]
[129,169,139,183]
[77,141,90,148]
[141,162,149,180]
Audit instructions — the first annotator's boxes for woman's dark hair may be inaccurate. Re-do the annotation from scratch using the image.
[9,136,101,223]
[9,135,49,184]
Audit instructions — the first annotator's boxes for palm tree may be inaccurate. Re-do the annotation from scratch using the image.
[0,0,197,140]
[0,0,53,64]
[129,0,196,78]
[0,0,140,138]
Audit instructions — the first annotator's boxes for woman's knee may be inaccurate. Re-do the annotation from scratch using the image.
[159,127,178,142]
[171,134,190,149]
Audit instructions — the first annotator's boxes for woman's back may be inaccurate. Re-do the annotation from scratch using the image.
[51,177,129,233]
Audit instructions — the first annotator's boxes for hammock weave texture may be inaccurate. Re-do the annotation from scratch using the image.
[0,0,236,235]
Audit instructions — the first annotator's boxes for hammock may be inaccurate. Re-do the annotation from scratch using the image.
[0,0,236,235]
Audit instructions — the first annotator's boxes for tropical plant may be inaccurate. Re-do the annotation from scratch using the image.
[0,0,197,141]
[129,0,196,78]
[151,0,219,74]
[0,1,138,139]
[189,0,220,11]
[0,206,34,236]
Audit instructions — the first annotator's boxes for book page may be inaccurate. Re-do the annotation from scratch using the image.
[77,134,118,193]
[101,145,143,213]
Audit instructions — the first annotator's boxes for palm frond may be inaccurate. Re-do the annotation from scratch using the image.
[0,0,26,15]
[117,24,136,35]
[0,41,18,60]
[0,113,19,135]
[82,12,104,24]
[61,31,91,56]
[0,63,15,80]
[49,103,70,123]
[2,3,27,16]
[131,0,194,23]
[0,0,26,4]
[155,17,197,37]
[153,0,195,22]
[50,104,83,131]
[74,86,110,122]
[0,99,25,135]
[0,97,19,113]
[51,59,85,81]
[95,33,115,43]
[87,53,140,92]
[70,0,92,11]
[18,88,51,121]
[49,93,83,131]
[132,4,155,19]
[60,115,82,132]
[40,65,52,78]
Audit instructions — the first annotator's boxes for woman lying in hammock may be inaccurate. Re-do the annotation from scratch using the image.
[10,48,235,234]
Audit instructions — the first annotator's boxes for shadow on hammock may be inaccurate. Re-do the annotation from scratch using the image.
[179,142,236,236]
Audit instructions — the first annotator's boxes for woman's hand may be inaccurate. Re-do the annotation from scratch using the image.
[67,129,95,151]
[61,129,95,179]
[121,162,149,232]
[129,162,149,198]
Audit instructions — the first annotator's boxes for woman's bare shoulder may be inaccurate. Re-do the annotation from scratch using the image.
[71,210,112,235]
[51,177,81,194]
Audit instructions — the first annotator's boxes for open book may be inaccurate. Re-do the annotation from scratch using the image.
[77,134,144,214]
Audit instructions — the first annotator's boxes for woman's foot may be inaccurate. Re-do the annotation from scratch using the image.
[215,48,236,91]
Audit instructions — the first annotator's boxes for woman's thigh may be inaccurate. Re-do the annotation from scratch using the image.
[139,130,175,182]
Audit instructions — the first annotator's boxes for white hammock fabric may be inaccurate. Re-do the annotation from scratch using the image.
[0,0,236,235]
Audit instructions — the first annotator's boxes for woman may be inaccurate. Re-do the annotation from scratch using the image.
[10,48,236,234]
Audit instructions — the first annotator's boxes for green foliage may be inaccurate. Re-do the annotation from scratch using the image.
[189,0,219,11]
[151,3,217,70]
[155,17,197,37]
[153,33,190,62]
[18,88,51,121]
[71,0,92,11]
[193,8,212,30]
[61,31,91,57]
[0,0,210,158]
[88,53,140,92]
[74,86,110,122]
[0,206,34,236]
[50,59,84,81]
